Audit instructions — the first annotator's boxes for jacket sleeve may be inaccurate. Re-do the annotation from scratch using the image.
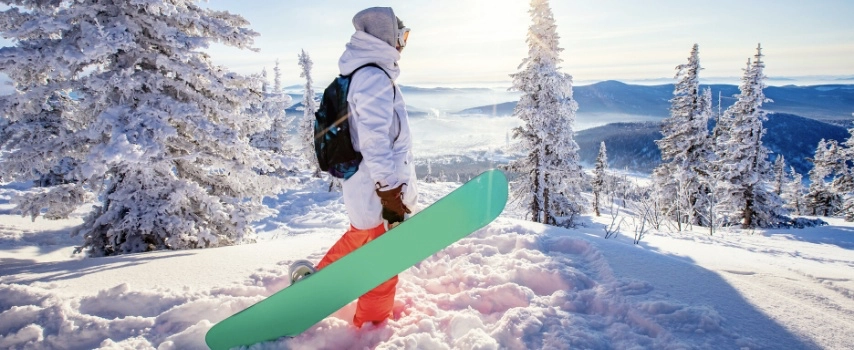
[349,67,399,189]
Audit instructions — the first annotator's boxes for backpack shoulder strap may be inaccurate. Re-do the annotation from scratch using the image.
[346,63,395,96]
[346,63,392,80]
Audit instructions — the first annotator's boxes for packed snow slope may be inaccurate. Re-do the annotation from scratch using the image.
[1,177,853,350]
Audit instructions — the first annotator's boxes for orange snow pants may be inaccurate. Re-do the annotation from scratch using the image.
[317,223,398,328]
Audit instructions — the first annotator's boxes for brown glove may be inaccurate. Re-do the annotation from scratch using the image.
[376,183,411,226]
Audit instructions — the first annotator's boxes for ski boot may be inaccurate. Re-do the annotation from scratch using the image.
[289,260,317,284]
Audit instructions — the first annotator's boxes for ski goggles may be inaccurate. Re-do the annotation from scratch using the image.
[397,27,410,49]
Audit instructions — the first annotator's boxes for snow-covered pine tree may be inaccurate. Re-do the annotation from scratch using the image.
[504,0,585,227]
[773,154,787,196]
[592,141,608,217]
[248,69,274,151]
[269,59,292,154]
[833,126,854,220]
[696,87,716,224]
[652,44,714,228]
[273,59,283,95]
[783,166,805,216]
[424,160,434,183]
[0,66,92,220]
[713,44,785,228]
[0,0,284,256]
[805,139,839,216]
[261,68,269,94]
[250,60,293,159]
[705,89,733,232]
[298,50,320,176]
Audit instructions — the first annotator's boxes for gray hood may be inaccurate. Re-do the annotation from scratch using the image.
[352,7,401,48]
[338,31,401,80]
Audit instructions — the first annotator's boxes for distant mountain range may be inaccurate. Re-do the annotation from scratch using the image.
[575,113,851,175]
[285,81,853,176]
[288,80,854,121]
[456,80,854,120]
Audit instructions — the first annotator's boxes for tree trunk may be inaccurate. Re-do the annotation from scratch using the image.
[531,168,541,223]
[543,176,551,225]
[742,186,754,228]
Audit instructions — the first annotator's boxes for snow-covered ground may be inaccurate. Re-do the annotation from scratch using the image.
[1,174,853,350]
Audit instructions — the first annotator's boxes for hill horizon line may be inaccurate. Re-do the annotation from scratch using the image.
[282,74,854,91]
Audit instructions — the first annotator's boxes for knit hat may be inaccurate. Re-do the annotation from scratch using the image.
[353,7,405,48]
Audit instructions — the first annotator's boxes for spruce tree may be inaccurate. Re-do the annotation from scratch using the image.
[696,87,716,224]
[298,50,320,176]
[652,44,713,228]
[783,166,805,216]
[713,44,784,228]
[773,155,787,196]
[261,68,269,94]
[826,126,854,220]
[505,0,585,227]
[592,141,608,217]
[250,60,293,158]
[269,59,292,154]
[273,59,283,95]
[806,139,846,216]
[0,0,282,256]
[807,140,831,215]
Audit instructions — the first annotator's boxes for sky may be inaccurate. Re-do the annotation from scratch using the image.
[199,0,854,87]
[0,0,852,87]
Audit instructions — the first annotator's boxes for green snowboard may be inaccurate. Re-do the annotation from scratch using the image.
[205,169,509,349]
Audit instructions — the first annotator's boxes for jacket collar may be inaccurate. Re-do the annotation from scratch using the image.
[338,31,401,80]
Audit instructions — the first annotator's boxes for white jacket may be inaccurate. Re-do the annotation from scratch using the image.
[339,31,418,230]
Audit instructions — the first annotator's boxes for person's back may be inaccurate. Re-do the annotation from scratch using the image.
[315,6,417,328]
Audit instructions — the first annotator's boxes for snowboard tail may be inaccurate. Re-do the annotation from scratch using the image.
[205,169,508,350]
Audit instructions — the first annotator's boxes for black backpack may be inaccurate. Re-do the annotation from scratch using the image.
[314,63,392,179]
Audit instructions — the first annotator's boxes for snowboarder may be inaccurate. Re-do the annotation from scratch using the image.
[312,6,417,328]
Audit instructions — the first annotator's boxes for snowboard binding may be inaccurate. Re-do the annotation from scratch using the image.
[289,260,317,284]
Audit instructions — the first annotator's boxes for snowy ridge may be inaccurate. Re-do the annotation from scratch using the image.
[0,219,728,349]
